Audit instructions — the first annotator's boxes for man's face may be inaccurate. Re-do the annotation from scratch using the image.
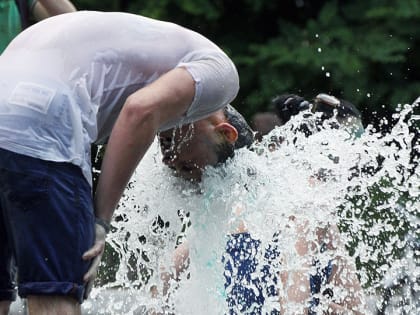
[158,120,220,181]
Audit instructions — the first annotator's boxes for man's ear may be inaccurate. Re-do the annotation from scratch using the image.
[215,122,238,144]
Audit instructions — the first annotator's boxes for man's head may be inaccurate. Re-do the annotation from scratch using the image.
[159,105,254,181]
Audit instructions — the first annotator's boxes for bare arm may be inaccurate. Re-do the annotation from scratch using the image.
[32,0,76,21]
[160,242,190,296]
[82,67,195,292]
[148,242,190,315]
[278,220,367,314]
[279,268,311,315]
[278,218,314,315]
[326,256,366,314]
[319,225,367,314]
[94,67,195,222]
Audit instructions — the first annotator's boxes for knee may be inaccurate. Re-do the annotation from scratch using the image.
[27,295,81,315]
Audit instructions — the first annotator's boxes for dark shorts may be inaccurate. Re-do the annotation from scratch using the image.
[0,148,95,303]
[223,232,280,314]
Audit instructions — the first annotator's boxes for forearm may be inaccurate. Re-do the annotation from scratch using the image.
[94,109,157,222]
[279,269,311,315]
[94,67,195,222]
[328,256,367,314]
[279,237,313,315]
[36,0,76,15]
[317,225,366,314]
[32,0,76,21]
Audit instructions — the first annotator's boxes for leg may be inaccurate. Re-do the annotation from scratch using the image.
[0,301,11,315]
[0,189,17,315]
[27,295,81,315]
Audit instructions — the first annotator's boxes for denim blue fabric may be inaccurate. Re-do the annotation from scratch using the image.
[0,148,95,303]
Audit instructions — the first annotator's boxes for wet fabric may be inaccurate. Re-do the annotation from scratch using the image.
[0,11,239,185]
[0,74,92,183]
[0,148,95,303]
[223,232,333,314]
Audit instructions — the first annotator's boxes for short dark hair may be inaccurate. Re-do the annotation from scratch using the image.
[215,105,255,164]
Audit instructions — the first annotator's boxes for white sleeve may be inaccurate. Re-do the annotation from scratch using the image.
[174,49,239,126]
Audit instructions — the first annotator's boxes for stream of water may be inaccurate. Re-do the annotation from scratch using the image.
[80,102,419,314]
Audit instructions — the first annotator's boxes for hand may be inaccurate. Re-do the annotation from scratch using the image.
[82,222,107,299]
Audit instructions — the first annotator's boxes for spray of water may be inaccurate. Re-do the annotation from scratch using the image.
[84,102,418,314]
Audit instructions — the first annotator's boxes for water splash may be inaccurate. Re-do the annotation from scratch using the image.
[86,103,418,314]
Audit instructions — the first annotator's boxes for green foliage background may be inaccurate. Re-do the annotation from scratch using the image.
[73,0,420,127]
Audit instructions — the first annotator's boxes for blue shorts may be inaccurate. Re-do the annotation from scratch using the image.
[223,232,333,315]
[0,148,95,303]
[223,232,280,314]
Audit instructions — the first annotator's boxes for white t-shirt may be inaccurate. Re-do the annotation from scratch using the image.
[0,11,239,185]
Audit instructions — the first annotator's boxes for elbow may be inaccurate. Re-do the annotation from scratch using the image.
[122,96,160,131]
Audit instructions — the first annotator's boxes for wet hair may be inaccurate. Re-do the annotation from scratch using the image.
[215,105,255,164]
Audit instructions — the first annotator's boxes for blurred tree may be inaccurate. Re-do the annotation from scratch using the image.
[72,0,419,130]
[235,0,420,130]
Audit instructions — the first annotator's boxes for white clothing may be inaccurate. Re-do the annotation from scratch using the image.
[0,11,239,185]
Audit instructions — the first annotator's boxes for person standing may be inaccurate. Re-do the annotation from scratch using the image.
[0,0,76,54]
[0,11,239,315]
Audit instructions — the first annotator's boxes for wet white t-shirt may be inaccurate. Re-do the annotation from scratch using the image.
[0,11,239,185]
